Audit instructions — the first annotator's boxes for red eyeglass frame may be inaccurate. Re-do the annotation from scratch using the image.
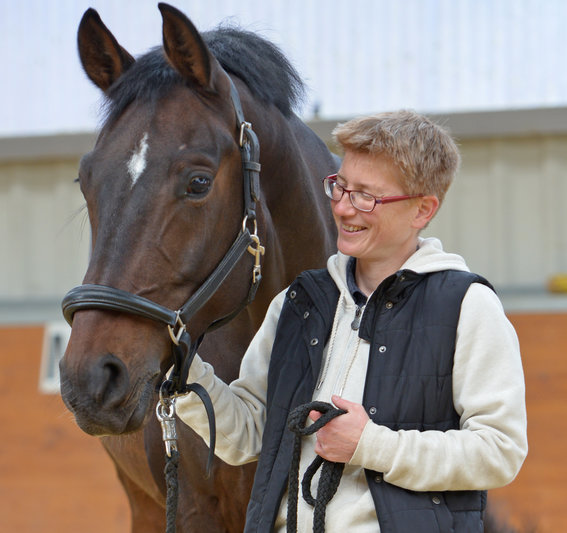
[323,174,424,211]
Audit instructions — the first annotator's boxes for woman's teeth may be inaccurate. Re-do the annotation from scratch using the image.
[343,224,364,232]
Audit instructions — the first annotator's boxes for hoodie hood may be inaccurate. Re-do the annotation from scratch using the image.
[404,237,470,274]
[327,237,470,296]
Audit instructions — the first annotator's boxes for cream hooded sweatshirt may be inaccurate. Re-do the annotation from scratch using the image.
[176,237,528,532]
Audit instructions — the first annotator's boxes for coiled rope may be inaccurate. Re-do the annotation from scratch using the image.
[286,401,347,533]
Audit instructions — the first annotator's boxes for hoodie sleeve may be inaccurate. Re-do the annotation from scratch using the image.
[175,289,287,466]
[349,282,528,491]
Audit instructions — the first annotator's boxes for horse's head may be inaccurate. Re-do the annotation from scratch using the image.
[60,4,268,435]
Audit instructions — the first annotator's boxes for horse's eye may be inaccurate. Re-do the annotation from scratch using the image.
[186,175,212,197]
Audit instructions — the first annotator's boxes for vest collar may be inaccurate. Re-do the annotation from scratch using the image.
[359,269,425,340]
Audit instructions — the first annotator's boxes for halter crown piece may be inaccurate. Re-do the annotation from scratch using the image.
[61,74,263,533]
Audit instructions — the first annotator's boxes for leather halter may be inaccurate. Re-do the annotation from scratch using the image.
[62,75,263,396]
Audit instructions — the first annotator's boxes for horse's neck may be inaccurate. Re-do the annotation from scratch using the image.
[247,110,337,310]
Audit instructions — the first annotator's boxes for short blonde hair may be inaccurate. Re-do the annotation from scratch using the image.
[332,110,460,204]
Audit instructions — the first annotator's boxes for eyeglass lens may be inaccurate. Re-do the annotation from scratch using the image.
[324,178,375,211]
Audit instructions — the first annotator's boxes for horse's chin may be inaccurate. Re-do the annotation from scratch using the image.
[65,376,158,436]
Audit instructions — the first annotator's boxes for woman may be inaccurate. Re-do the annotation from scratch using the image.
[176,110,527,532]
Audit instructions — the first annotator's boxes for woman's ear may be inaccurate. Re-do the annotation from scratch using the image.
[412,195,440,229]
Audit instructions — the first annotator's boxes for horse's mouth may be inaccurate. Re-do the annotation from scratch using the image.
[61,371,160,436]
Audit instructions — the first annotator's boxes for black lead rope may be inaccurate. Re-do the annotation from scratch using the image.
[286,401,347,533]
[164,449,179,533]
[158,329,216,533]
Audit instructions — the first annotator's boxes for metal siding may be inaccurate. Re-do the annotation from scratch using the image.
[543,138,567,273]
[4,0,567,136]
[0,160,89,300]
[425,135,567,289]
[1,133,566,308]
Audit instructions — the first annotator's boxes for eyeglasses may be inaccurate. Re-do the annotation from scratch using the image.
[322,174,424,213]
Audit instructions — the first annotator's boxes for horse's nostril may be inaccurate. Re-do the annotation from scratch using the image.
[92,354,129,408]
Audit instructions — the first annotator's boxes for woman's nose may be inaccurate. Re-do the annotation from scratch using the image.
[332,191,357,215]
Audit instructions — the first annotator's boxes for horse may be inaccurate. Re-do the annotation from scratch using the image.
[59,3,337,532]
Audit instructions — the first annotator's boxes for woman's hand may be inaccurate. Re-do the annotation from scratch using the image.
[309,395,370,463]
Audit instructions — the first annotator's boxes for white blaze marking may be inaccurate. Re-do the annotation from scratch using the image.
[127,132,149,187]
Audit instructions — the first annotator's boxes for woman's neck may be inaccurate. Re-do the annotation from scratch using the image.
[354,240,419,296]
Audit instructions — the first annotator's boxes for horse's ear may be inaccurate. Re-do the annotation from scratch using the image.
[77,8,135,91]
[158,3,222,92]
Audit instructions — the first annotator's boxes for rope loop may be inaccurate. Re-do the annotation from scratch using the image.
[286,401,346,533]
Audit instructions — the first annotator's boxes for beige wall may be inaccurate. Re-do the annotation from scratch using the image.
[1,118,567,323]
[0,158,89,298]
[426,135,567,290]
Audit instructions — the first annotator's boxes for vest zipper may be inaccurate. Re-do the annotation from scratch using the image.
[351,304,364,330]
[316,304,365,391]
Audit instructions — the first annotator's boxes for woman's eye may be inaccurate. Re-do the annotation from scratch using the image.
[359,191,375,201]
[186,175,212,196]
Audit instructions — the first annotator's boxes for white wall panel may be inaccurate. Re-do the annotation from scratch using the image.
[3,0,567,136]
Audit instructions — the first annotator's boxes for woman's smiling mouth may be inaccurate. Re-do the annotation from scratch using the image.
[342,223,366,233]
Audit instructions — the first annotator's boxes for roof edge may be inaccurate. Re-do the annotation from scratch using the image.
[308,106,567,145]
[0,132,97,162]
[2,106,567,161]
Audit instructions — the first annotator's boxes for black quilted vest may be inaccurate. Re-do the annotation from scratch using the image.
[244,267,492,533]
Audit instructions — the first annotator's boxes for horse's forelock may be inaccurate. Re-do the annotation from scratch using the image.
[101,27,305,126]
[101,47,181,126]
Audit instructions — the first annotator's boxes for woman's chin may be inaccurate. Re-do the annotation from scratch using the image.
[337,240,362,259]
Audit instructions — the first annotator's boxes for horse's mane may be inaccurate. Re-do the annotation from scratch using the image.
[103,26,305,124]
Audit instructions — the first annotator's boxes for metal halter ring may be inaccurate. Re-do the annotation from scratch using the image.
[242,215,258,236]
[167,311,187,346]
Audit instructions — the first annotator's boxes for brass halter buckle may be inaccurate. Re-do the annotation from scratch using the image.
[239,121,252,147]
[248,234,265,284]
[243,217,265,284]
